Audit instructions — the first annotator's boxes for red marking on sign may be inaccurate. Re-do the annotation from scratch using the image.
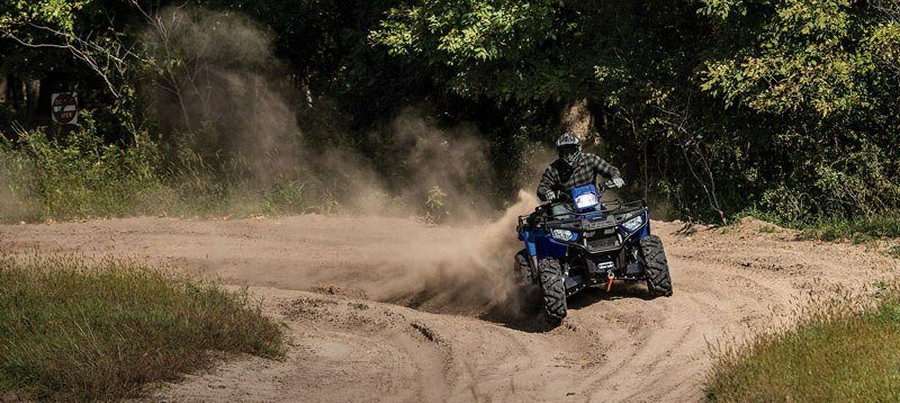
[51,92,78,124]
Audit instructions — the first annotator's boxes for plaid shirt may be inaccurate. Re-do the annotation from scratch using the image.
[537,153,621,201]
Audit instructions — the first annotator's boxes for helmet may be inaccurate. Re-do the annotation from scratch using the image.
[556,132,582,166]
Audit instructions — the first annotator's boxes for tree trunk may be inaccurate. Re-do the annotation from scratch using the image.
[0,75,7,104]
[24,79,40,127]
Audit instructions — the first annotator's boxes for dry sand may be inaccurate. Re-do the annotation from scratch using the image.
[1,215,896,402]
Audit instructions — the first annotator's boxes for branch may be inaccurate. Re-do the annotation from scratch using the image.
[1,25,127,97]
[0,0,153,99]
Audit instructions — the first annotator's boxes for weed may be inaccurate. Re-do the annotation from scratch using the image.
[739,208,900,242]
[0,253,284,401]
[0,126,332,222]
[0,124,165,221]
[424,185,449,224]
[888,245,900,259]
[800,213,900,242]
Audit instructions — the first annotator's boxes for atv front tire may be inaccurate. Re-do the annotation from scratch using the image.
[641,235,673,297]
[537,257,567,323]
[514,249,534,285]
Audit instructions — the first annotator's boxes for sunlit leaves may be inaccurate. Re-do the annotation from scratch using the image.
[0,0,96,33]
[370,0,566,101]
[700,0,881,116]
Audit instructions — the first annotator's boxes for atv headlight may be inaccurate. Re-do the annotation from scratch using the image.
[622,214,644,232]
[551,228,576,242]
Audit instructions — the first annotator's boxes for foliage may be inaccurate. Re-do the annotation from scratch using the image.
[1,0,899,227]
[0,125,334,222]
[424,184,449,223]
[0,121,164,220]
[0,252,284,401]
[798,212,900,243]
[889,245,900,259]
[372,0,900,223]
[372,0,572,102]
[706,286,900,401]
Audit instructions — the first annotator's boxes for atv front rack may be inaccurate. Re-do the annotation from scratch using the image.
[600,199,646,215]
[518,199,647,232]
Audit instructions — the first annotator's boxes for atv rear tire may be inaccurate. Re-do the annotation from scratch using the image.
[537,257,567,323]
[640,235,673,297]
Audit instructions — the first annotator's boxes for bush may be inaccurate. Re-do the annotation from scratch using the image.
[800,212,900,243]
[0,123,333,221]
[0,121,165,221]
[0,253,285,401]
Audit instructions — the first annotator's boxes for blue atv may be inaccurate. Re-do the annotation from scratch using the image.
[515,181,672,322]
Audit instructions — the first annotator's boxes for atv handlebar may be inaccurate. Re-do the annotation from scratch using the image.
[600,180,622,190]
[545,180,621,203]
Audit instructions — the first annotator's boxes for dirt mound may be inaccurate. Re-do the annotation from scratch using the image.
[1,214,896,401]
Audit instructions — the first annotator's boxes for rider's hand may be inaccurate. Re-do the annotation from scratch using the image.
[612,177,625,188]
[544,190,558,202]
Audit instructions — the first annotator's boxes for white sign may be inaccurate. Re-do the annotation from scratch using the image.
[51,92,78,125]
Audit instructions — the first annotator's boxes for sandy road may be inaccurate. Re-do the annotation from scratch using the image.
[1,214,897,402]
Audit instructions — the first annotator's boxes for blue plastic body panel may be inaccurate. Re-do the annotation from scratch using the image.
[521,229,568,258]
[519,202,652,259]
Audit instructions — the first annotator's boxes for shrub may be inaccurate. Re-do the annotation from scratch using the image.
[0,121,165,221]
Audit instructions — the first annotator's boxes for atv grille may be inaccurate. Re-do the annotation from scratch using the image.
[587,234,620,250]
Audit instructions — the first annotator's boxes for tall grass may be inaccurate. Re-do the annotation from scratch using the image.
[800,212,900,243]
[738,208,900,243]
[706,286,900,401]
[0,125,333,222]
[0,253,285,401]
[0,124,167,221]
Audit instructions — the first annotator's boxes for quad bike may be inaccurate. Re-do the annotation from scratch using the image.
[515,181,672,323]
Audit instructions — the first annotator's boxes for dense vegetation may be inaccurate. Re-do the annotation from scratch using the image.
[1,0,898,228]
[0,253,285,400]
[707,286,900,401]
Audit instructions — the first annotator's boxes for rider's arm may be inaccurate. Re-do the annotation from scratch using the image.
[588,154,622,179]
[536,166,558,201]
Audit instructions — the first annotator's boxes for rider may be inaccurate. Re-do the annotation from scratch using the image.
[536,132,625,203]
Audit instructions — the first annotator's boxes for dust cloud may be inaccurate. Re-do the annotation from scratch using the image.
[340,108,496,221]
[372,190,540,316]
[139,6,542,315]
[143,7,301,185]
[143,7,502,224]
[0,159,35,222]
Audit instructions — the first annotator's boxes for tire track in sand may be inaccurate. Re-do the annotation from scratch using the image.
[1,216,897,401]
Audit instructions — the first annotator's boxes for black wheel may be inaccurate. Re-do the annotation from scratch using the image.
[640,235,673,297]
[537,257,567,323]
[514,249,534,285]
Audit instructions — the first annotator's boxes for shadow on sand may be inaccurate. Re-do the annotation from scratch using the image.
[479,281,658,333]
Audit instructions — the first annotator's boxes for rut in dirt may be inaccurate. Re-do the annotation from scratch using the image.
[2,216,897,401]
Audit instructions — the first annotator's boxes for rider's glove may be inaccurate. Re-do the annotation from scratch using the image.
[612,177,625,188]
[543,190,558,202]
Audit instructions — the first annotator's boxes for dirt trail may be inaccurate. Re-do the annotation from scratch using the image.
[1,215,897,402]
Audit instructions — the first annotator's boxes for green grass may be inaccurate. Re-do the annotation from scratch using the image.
[706,288,900,402]
[738,208,900,243]
[799,212,900,243]
[889,245,900,259]
[0,253,285,401]
[0,126,335,223]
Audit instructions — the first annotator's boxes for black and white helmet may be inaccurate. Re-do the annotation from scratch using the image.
[556,132,582,166]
